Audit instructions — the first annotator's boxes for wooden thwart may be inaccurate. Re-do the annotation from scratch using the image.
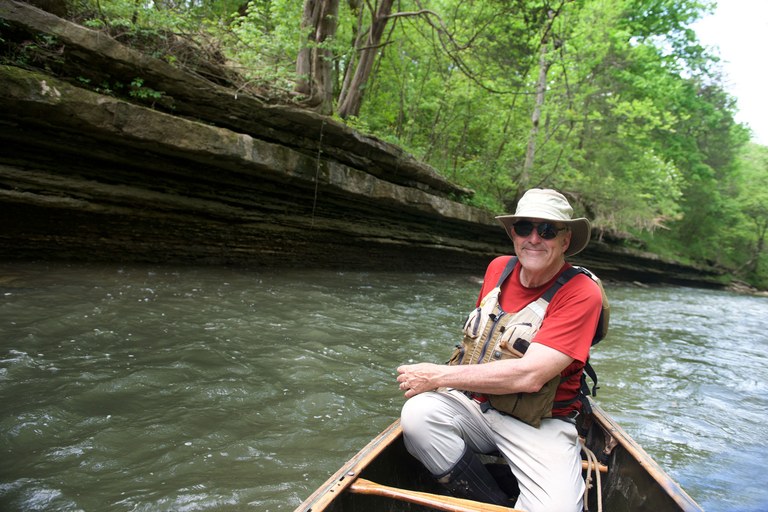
[347,459,606,512]
[349,478,524,512]
[582,460,608,473]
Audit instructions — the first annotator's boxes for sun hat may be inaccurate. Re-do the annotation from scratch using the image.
[496,188,591,256]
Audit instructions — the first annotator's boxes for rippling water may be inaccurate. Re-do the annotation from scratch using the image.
[1,262,766,511]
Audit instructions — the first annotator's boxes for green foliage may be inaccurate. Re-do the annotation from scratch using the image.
[0,30,62,69]
[128,77,165,104]
[728,144,768,281]
[225,0,304,94]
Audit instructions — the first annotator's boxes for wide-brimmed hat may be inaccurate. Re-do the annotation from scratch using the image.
[496,188,591,256]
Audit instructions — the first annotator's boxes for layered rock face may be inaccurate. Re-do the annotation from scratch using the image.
[0,1,723,285]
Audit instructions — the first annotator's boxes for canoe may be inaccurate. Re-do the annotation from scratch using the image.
[295,398,703,512]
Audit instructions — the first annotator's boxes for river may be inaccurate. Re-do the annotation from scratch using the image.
[1,262,766,511]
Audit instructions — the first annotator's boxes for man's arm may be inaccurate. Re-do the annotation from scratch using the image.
[396,343,573,399]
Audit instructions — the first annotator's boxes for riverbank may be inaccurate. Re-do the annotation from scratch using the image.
[0,1,725,287]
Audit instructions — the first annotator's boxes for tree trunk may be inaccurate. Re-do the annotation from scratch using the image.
[751,219,767,274]
[337,0,395,119]
[338,0,363,108]
[520,10,555,192]
[295,0,340,115]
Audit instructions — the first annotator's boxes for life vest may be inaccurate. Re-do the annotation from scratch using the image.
[447,256,608,428]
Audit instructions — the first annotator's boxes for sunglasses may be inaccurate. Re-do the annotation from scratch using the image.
[511,221,566,240]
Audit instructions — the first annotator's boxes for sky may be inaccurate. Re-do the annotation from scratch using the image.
[692,0,768,145]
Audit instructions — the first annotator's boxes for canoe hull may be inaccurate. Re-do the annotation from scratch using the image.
[296,400,702,512]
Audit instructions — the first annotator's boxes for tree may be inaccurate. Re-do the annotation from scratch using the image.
[337,0,396,118]
[736,144,768,276]
[519,1,575,203]
[295,0,340,114]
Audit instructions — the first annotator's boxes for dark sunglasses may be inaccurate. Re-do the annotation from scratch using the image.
[511,221,566,240]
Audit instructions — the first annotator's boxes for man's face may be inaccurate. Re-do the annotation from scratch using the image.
[511,218,572,274]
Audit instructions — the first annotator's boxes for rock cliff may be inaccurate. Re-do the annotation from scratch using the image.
[0,0,725,286]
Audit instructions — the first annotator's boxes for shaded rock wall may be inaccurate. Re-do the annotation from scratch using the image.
[0,1,725,286]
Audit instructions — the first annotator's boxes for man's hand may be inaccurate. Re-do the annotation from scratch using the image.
[396,363,442,398]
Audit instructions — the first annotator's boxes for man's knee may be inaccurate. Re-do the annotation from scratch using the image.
[400,393,435,435]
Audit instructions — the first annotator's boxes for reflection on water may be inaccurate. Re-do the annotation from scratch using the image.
[1,262,766,511]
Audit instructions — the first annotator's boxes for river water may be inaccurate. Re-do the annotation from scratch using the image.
[0,262,766,511]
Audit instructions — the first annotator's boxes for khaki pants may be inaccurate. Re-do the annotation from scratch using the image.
[400,389,584,512]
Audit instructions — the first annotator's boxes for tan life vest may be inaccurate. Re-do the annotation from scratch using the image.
[447,257,600,428]
[448,287,559,427]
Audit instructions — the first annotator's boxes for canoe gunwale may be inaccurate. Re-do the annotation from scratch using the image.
[295,420,402,512]
[588,400,703,512]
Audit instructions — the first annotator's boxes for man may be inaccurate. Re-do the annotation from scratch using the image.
[397,188,603,512]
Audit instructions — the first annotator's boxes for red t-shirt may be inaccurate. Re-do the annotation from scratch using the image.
[477,255,603,416]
